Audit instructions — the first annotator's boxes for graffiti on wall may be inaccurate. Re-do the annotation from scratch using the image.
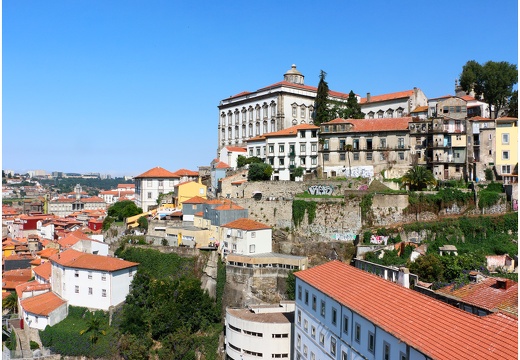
[370,235,389,245]
[331,232,357,241]
[308,185,334,196]
[327,166,374,178]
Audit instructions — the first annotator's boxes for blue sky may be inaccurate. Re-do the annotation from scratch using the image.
[3,0,518,177]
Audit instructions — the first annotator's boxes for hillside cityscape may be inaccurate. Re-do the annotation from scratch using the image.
[2,62,518,359]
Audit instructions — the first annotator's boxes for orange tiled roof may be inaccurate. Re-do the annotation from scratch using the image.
[246,135,267,142]
[226,80,350,100]
[295,260,518,360]
[410,105,428,113]
[224,146,247,153]
[194,211,203,216]
[460,95,476,101]
[322,117,412,132]
[37,248,59,259]
[469,116,491,121]
[33,261,52,281]
[172,168,199,177]
[50,249,139,272]
[214,204,245,211]
[496,116,518,121]
[117,184,135,188]
[15,280,51,298]
[221,218,270,230]
[437,277,518,316]
[231,179,248,185]
[215,161,231,169]
[135,166,177,178]
[261,124,320,138]
[183,196,208,204]
[360,89,415,104]
[20,291,66,316]
[3,268,32,281]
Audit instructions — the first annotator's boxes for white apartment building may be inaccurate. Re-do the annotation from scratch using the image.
[218,64,350,153]
[50,249,138,311]
[246,124,320,180]
[219,218,272,257]
[225,301,295,360]
[294,260,517,360]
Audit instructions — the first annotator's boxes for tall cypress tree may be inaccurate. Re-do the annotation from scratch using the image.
[313,70,330,126]
[346,90,364,119]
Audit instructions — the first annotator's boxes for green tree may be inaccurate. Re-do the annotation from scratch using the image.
[137,216,148,231]
[248,163,273,181]
[507,90,518,117]
[408,254,444,283]
[345,144,353,177]
[459,60,518,119]
[80,312,106,344]
[118,334,153,360]
[313,70,330,126]
[293,166,304,179]
[2,292,17,314]
[237,155,264,168]
[345,90,364,119]
[285,271,296,300]
[401,166,437,191]
[107,200,142,221]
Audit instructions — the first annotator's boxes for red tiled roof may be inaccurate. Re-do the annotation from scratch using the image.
[134,166,177,178]
[224,146,247,153]
[38,248,59,259]
[57,230,91,249]
[221,218,270,230]
[496,116,518,121]
[231,179,248,185]
[81,196,105,203]
[214,204,245,211]
[410,105,428,113]
[460,95,476,101]
[172,168,199,177]
[261,124,320,138]
[228,80,350,100]
[49,249,139,272]
[360,89,415,104]
[295,261,518,360]
[15,280,51,298]
[194,211,203,216]
[215,161,231,169]
[117,184,135,188]
[469,116,491,121]
[322,117,412,132]
[20,291,66,316]
[437,277,518,316]
[33,261,52,281]
[183,196,207,204]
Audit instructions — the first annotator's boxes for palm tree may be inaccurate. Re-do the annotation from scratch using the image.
[401,165,436,191]
[80,313,106,344]
[2,292,18,314]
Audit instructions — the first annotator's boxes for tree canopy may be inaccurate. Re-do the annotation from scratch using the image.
[401,166,437,191]
[107,200,142,221]
[237,155,263,168]
[312,70,330,126]
[329,90,365,120]
[247,162,273,181]
[459,60,518,119]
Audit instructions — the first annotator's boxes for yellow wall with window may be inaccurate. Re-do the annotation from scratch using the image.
[495,119,518,175]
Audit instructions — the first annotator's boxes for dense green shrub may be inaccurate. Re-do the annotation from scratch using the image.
[30,340,40,350]
[292,200,317,227]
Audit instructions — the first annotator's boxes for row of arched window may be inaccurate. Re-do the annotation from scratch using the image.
[367,108,404,119]
[221,102,276,126]
[221,120,277,140]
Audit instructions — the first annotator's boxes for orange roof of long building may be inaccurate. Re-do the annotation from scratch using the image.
[221,218,270,230]
[359,89,415,104]
[33,261,52,281]
[135,166,178,178]
[227,80,351,100]
[49,249,138,272]
[322,117,412,132]
[20,291,66,316]
[295,260,518,360]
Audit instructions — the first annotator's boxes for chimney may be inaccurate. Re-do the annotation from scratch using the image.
[398,267,410,288]
[366,92,371,102]
[496,279,512,290]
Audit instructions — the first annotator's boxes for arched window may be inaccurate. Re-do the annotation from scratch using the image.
[256,122,260,135]
[271,120,275,132]
[263,121,268,133]
[242,125,246,137]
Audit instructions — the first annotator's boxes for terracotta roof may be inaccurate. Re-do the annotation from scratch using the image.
[117,184,135,188]
[81,196,105,203]
[57,230,92,249]
[214,161,231,169]
[246,135,267,142]
[20,291,66,316]
[172,168,199,177]
[496,116,518,121]
[295,260,518,360]
[221,218,270,231]
[469,116,491,121]
[322,117,412,132]
[261,124,320,138]
[3,268,32,282]
[183,196,208,204]
[214,204,245,211]
[360,89,415,104]
[436,277,518,316]
[134,166,177,178]
[411,106,428,113]
[231,179,248,185]
[228,80,350,100]
[49,249,139,272]
[224,146,247,153]
[194,211,203,216]
[460,95,476,101]
[15,280,51,298]
[37,248,59,259]
[33,261,52,281]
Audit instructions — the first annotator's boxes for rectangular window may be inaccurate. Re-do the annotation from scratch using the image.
[311,157,317,165]
[319,332,325,346]
[249,148,253,156]
[398,152,405,161]
[147,192,152,199]
[102,289,107,297]
[332,307,337,325]
[502,151,510,160]
[398,137,405,149]
[353,153,359,161]
[304,319,308,332]
[303,345,308,357]
[298,286,302,300]
[301,107,306,118]
[311,326,316,339]
[340,153,346,161]
[384,342,391,360]
[88,287,93,295]
[269,145,274,153]
[297,310,301,325]
[158,180,163,187]
[320,300,325,317]
[297,334,301,349]
[249,244,255,253]
[251,232,256,238]
[101,273,107,281]
[75,270,79,278]
[300,144,306,153]
[330,337,336,356]
[279,158,285,166]
[147,180,152,186]
[366,152,373,161]
[353,139,359,149]
[279,145,285,153]
[88,271,92,279]
[342,351,348,360]
[304,290,309,305]
[502,165,511,174]
[379,152,385,161]
[355,323,361,343]
[323,153,329,162]
[343,316,349,334]
[400,352,407,360]
[292,107,297,117]
[366,138,373,150]
[75,285,79,294]
[312,295,317,311]
[380,138,387,148]
[311,143,317,152]
[300,158,306,166]
[368,332,375,353]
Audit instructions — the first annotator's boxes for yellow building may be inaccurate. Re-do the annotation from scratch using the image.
[495,117,518,184]
[173,178,207,208]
